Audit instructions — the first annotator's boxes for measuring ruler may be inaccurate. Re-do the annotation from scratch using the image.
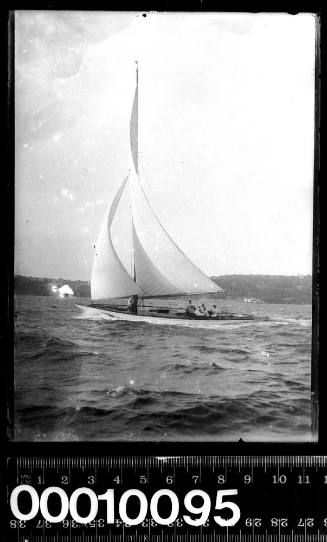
[6,456,327,541]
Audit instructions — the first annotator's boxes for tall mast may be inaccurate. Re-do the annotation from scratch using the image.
[130,61,138,281]
[130,60,139,175]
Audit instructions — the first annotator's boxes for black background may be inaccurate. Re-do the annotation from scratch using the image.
[1,4,325,541]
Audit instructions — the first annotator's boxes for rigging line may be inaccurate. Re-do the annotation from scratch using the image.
[131,172,181,293]
[133,174,221,294]
[102,174,144,296]
[132,219,181,292]
[128,174,136,281]
[135,172,221,289]
[131,211,184,296]
[130,61,139,176]
[137,62,141,180]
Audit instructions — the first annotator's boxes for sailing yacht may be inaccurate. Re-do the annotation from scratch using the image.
[78,64,268,324]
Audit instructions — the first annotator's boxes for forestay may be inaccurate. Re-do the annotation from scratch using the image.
[130,172,223,297]
[91,63,223,302]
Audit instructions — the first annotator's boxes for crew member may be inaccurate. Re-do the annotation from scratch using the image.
[200,303,209,316]
[210,304,218,317]
[128,295,138,314]
[185,299,196,316]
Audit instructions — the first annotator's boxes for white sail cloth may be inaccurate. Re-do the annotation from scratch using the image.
[91,171,223,300]
[130,172,223,297]
[91,63,223,301]
[91,176,143,300]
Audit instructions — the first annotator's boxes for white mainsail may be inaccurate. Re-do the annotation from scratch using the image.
[91,65,223,301]
[91,176,143,300]
[130,61,139,175]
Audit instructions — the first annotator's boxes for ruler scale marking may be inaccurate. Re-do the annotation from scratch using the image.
[7,456,327,541]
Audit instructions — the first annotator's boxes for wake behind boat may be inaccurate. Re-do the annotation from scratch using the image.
[79,63,270,325]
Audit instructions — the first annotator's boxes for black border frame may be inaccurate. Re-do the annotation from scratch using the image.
[1,4,325,461]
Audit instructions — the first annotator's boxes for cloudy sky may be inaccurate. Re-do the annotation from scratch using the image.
[15,11,316,280]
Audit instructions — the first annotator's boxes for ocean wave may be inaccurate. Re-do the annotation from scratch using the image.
[192,345,219,354]
[74,305,119,321]
[168,361,227,374]
[14,295,313,442]
[14,386,312,441]
[275,318,312,328]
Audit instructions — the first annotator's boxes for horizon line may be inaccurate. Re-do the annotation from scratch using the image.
[14,272,313,282]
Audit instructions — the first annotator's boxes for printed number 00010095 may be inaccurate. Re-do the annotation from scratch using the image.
[10,486,240,527]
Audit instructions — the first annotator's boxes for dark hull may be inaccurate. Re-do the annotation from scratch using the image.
[82,303,270,322]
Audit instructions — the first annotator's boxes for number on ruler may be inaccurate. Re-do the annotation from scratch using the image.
[272,474,287,484]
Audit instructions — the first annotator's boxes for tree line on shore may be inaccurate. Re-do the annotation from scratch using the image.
[211,274,312,304]
[14,274,312,304]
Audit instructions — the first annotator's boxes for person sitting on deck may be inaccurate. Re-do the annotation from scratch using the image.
[185,300,196,316]
[200,303,210,317]
[128,295,138,314]
[194,306,203,316]
[209,304,218,317]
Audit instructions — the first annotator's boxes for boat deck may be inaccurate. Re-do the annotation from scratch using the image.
[90,304,268,321]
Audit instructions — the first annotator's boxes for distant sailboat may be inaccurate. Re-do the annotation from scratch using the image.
[79,64,268,324]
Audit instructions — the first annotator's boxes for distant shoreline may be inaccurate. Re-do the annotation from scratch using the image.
[14,274,312,304]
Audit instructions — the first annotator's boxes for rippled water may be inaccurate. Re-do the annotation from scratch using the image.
[14,295,313,442]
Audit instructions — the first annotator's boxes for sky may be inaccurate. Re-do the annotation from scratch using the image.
[15,11,316,280]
